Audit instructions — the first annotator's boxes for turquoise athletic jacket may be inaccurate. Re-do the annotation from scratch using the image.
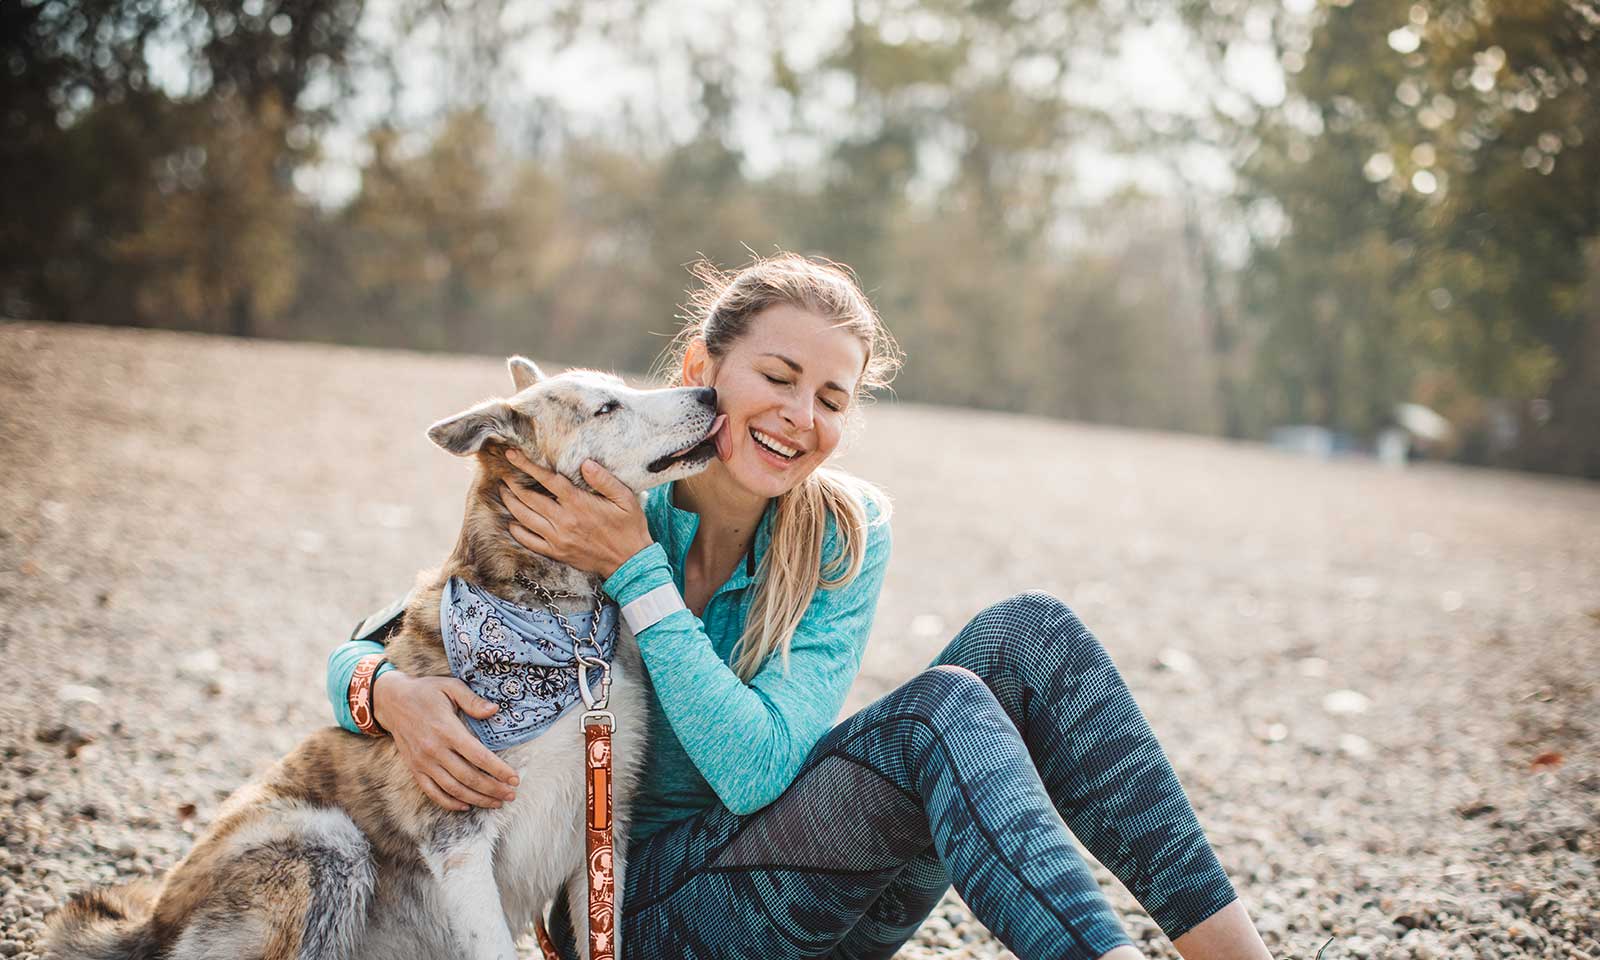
[327,479,893,840]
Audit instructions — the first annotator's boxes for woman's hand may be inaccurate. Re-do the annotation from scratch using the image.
[372,669,520,812]
[500,450,652,579]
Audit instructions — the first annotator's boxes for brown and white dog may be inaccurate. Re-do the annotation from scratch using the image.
[45,357,726,960]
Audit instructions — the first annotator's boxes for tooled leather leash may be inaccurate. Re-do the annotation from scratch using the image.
[530,674,614,960]
[515,572,616,960]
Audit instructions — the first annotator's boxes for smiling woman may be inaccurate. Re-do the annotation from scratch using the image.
[327,251,1274,960]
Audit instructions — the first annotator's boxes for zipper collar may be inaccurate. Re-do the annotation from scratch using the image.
[652,480,775,597]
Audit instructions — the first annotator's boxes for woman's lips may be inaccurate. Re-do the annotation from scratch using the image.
[748,427,801,468]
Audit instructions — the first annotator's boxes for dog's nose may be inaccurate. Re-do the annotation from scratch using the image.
[696,387,717,408]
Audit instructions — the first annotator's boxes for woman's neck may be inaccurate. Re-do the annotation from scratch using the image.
[675,463,770,561]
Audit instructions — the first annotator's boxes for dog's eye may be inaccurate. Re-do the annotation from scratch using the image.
[595,400,620,417]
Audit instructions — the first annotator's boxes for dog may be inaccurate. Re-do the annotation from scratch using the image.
[45,356,727,960]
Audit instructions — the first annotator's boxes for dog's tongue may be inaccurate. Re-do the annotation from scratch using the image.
[710,414,731,462]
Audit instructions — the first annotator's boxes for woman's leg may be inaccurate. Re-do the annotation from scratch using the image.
[548,664,1139,960]
[830,591,1265,960]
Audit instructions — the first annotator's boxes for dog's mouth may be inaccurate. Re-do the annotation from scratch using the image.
[647,414,727,473]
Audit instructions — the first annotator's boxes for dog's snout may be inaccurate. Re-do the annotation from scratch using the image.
[696,387,717,408]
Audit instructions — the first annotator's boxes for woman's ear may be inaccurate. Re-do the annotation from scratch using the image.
[681,337,714,387]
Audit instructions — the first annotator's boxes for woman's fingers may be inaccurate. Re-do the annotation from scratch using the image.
[505,449,577,499]
[579,459,633,507]
[435,681,518,796]
[440,677,500,720]
[430,761,503,809]
[439,749,514,805]
[448,729,520,789]
[435,709,519,793]
[509,522,553,556]
[500,482,558,534]
[415,771,469,812]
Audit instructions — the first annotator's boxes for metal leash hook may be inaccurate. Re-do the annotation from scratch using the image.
[576,650,611,713]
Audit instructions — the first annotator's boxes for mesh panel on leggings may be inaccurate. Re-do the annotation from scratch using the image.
[711,754,929,872]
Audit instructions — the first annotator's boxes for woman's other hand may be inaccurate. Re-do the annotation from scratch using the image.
[372,670,520,811]
[500,450,652,579]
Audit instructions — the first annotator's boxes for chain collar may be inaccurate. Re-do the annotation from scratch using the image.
[512,569,611,709]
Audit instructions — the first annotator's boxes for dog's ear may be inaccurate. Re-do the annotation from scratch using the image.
[507,356,545,393]
[427,399,525,455]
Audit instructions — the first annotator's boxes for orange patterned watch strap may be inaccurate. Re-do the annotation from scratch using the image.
[349,654,388,737]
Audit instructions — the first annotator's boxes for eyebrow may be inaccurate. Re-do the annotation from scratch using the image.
[761,353,851,395]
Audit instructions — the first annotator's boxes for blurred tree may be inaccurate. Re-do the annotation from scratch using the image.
[10,0,1595,476]
[339,111,516,350]
[1,0,364,330]
[1209,0,1599,473]
[114,95,302,335]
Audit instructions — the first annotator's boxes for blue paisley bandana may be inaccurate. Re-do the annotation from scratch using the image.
[440,576,618,751]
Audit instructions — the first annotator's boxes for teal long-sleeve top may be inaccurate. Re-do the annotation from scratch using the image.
[327,479,892,840]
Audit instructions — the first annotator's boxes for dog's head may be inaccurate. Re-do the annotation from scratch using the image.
[427,356,724,491]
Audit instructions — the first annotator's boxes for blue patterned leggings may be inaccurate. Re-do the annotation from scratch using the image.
[548,592,1238,959]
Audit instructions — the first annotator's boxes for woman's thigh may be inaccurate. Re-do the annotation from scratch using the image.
[613,751,930,959]
[549,688,943,959]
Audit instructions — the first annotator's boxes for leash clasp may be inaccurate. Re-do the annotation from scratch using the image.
[577,653,611,711]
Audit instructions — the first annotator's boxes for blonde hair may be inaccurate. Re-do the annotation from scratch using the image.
[656,252,903,681]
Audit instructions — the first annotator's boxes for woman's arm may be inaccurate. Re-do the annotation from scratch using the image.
[326,638,392,733]
[325,635,520,811]
[604,510,893,815]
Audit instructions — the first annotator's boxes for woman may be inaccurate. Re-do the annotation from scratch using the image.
[326,253,1275,960]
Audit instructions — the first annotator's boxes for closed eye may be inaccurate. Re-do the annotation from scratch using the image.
[767,375,844,412]
[595,400,620,416]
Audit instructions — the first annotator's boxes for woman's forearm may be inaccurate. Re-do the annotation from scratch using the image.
[326,638,393,732]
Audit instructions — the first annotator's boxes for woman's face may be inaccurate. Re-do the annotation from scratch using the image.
[685,303,868,500]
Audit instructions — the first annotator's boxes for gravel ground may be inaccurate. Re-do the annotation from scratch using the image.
[2,322,1597,960]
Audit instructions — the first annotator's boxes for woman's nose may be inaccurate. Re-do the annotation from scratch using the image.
[781,396,813,431]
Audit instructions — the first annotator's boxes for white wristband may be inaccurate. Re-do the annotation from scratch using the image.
[620,583,687,634]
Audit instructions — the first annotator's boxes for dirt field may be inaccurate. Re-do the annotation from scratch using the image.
[2,322,1596,959]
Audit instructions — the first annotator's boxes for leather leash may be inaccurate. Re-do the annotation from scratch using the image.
[532,710,614,960]
[531,629,617,960]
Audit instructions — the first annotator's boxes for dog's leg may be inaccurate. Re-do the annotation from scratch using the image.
[425,823,518,960]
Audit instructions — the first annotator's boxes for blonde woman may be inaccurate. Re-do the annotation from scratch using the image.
[326,253,1274,959]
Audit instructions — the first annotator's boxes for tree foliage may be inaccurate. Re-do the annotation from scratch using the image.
[4,0,1596,476]
[1221,0,1600,471]
[1,0,363,331]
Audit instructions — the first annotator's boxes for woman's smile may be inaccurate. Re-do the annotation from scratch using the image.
[730,417,812,477]
[748,426,804,464]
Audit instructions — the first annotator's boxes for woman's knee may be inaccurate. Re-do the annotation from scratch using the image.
[981,590,1081,634]
[870,666,1009,740]
[956,591,1107,677]
[873,666,1012,758]
[900,664,994,709]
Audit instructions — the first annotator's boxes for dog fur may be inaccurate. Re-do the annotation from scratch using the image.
[44,357,724,960]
